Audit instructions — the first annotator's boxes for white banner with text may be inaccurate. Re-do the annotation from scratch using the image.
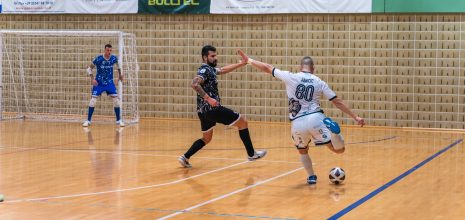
[2,0,137,14]
[210,0,372,14]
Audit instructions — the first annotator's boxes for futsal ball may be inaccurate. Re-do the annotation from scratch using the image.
[329,167,345,184]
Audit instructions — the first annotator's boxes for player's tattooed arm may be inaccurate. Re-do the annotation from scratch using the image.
[191,76,219,107]
[191,76,207,97]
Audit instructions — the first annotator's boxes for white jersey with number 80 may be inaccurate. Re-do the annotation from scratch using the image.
[272,68,336,121]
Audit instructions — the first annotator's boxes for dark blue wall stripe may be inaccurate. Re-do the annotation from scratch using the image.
[328,138,463,220]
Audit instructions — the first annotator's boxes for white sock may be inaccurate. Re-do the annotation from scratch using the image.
[331,133,345,150]
[300,154,314,176]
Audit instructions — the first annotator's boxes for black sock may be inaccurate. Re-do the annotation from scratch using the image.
[239,128,255,157]
[184,139,206,159]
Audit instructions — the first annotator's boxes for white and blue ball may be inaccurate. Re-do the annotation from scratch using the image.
[329,167,345,184]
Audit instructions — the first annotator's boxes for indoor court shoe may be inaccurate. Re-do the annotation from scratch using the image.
[323,117,340,134]
[248,150,267,161]
[116,120,125,127]
[178,155,192,168]
[307,175,317,185]
[82,120,91,127]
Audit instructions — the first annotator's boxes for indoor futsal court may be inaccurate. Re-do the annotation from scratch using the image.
[1,120,464,219]
[2,1,465,219]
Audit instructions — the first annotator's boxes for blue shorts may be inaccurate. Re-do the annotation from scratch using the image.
[92,84,117,97]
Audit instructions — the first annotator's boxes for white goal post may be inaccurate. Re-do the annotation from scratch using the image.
[0,30,139,124]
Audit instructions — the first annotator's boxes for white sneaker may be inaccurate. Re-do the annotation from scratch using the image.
[116,120,125,127]
[178,155,192,168]
[248,150,267,161]
[82,120,91,127]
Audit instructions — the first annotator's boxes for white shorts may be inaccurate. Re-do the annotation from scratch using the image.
[291,112,332,149]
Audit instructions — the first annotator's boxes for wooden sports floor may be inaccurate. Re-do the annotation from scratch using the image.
[0,119,464,219]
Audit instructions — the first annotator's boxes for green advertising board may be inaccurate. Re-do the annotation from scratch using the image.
[373,0,465,13]
[138,0,210,14]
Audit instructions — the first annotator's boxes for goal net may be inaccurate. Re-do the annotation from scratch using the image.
[0,30,139,124]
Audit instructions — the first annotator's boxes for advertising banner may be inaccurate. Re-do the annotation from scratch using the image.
[67,0,138,14]
[2,0,137,14]
[210,0,372,14]
[384,0,465,13]
[138,0,210,14]
[2,0,65,14]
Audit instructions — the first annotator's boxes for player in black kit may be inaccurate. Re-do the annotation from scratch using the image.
[178,45,267,168]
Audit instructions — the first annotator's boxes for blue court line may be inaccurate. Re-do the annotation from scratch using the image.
[327,138,463,220]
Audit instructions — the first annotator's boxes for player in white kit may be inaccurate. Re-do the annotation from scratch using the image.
[238,50,365,184]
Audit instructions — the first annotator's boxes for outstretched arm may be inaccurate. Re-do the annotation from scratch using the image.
[238,49,274,74]
[217,62,247,75]
[331,97,365,127]
[191,76,219,107]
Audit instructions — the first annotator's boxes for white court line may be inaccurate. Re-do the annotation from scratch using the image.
[157,167,304,220]
[0,145,300,164]
[195,156,300,164]
[6,160,250,203]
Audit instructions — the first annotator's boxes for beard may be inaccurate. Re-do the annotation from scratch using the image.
[207,60,217,67]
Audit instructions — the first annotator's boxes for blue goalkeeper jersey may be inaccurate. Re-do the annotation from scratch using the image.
[93,55,118,86]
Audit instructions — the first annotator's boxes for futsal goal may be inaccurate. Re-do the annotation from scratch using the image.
[0,30,139,124]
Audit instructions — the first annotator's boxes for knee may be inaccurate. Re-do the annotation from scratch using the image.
[203,137,212,144]
[112,97,121,107]
[202,133,213,144]
[89,97,97,107]
[297,148,308,154]
[236,116,248,129]
[335,148,345,154]
[329,143,345,154]
[242,117,248,127]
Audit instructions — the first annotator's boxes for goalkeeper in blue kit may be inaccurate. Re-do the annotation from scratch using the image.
[83,44,124,127]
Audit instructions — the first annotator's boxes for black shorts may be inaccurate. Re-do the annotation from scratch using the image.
[198,106,241,132]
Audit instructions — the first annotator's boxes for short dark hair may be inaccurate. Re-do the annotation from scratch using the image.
[301,56,314,66]
[201,45,216,57]
[105,44,112,49]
